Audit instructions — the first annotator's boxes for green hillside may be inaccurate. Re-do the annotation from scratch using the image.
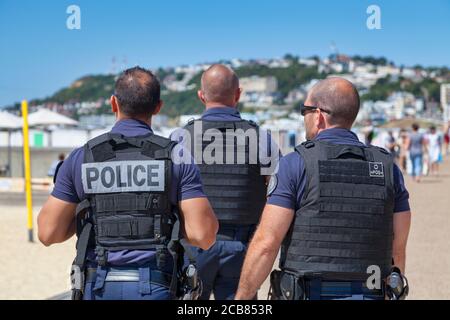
[4,55,449,118]
[20,61,325,117]
[50,75,116,104]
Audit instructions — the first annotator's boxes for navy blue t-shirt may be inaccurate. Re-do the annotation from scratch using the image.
[52,119,206,265]
[267,128,410,213]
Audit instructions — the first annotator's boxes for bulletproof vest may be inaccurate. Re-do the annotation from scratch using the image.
[280,140,395,280]
[184,119,266,226]
[80,132,177,256]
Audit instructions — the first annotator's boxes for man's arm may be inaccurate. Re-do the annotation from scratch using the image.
[179,197,218,250]
[392,211,411,274]
[391,163,411,274]
[235,204,294,300]
[37,196,77,246]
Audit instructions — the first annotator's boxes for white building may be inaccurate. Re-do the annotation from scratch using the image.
[240,76,278,93]
[401,68,416,79]
[441,84,450,122]
[298,58,318,67]
[387,92,416,120]
[268,58,291,69]
[241,92,277,109]
[284,89,306,104]
[376,65,400,78]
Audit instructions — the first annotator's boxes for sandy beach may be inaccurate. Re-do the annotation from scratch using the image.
[1,157,449,300]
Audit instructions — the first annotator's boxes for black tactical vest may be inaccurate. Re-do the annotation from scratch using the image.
[184,119,266,226]
[78,132,177,260]
[280,140,395,280]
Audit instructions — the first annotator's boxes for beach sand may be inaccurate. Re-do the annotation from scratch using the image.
[1,157,449,300]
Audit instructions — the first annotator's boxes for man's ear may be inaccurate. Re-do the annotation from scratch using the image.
[317,110,327,129]
[234,88,242,105]
[152,100,163,115]
[198,90,206,105]
[111,95,119,114]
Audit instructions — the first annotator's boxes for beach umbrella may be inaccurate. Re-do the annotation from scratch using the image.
[0,111,22,177]
[27,109,78,147]
[0,111,22,129]
[28,108,78,127]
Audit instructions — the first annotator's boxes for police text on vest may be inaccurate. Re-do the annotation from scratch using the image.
[82,160,165,193]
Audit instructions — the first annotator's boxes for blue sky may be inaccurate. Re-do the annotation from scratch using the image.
[0,0,449,107]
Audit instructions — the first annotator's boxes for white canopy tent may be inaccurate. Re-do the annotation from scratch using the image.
[27,109,79,148]
[0,111,22,177]
[28,108,78,127]
[0,111,22,129]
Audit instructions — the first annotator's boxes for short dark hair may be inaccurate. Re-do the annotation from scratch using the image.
[114,66,161,117]
[412,123,420,131]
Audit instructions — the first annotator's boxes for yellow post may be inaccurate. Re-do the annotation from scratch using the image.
[21,100,34,242]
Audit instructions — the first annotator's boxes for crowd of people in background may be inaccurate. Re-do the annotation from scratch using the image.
[381,122,450,183]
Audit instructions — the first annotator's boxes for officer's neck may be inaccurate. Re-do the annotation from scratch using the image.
[204,102,237,109]
[116,114,152,127]
[316,125,351,135]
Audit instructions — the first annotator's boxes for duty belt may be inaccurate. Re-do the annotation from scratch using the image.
[216,225,255,242]
[85,267,172,287]
[306,279,384,299]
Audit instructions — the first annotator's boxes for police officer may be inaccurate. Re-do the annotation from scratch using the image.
[171,64,279,300]
[235,77,411,300]
[37,67,218,300]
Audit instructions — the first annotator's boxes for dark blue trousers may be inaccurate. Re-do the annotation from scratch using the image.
[189,225,255,300]
[83,260,174,300]
[83,280,172,300]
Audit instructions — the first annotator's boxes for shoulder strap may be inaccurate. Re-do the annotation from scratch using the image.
[84,133,115,163]
[142,134,177,160]
[84,132,177,162]
[294,141,323,205]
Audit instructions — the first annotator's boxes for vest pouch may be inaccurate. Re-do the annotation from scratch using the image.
[269,270,305,300]
[269,270,282,300]
[95,215,164,249]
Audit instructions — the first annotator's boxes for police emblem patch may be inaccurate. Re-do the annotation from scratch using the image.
[267,174,278,196]
[369,162,384,178]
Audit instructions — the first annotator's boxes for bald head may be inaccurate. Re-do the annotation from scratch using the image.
[200,64,240,106]
[306,77,360,128]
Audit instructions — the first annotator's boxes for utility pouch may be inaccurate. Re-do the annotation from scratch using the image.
[269,270,305,300]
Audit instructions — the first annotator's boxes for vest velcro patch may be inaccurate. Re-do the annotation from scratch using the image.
[369,162,384,178]
[82,160,165,194]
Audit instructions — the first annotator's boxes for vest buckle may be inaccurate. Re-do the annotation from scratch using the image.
[95,247,108,266]
[302,141,315,149]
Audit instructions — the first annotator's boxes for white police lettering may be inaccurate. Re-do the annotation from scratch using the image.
[369,162,384,178]
[81,160,165,194]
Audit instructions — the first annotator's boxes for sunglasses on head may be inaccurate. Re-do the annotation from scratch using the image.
[300,104,331,116]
